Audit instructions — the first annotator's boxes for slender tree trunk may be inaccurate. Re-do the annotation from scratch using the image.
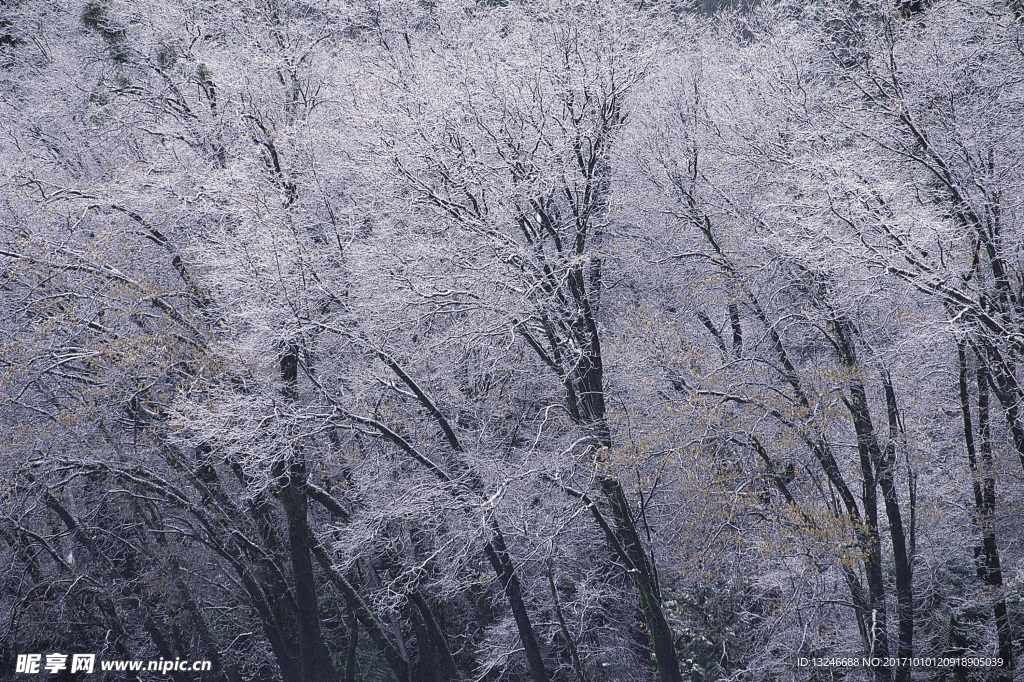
[279,463,338,682]
[345,604,359,682]
[484,530,551,682]
[548,565,588,682]
[378,347,553,681]
[312,540,411,681]
[835,320,908,681]
[573,283,681,682]
[598,474,681,682]
[880,376,914,681]
[278,344,337,682]
[960,346,1014,679]
[409,591,458,682]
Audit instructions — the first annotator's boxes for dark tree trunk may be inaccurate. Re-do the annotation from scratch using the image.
[835,319,912,682]
[345,604,359,682]
[279,464,338,682]
[728,300,742,357]
[278,343,337,682]
[484,531,551,682]
[570,275,682,682]
[409,591,458,682]
[880,375,914,681]
[312,540,411,681]
[598,475,681,682]
[378,349,552,682]
[959,345,1014,679]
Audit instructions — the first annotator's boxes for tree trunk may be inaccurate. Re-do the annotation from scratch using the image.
[879,376,914,682]
[279,462,338,682]
[409,591,459,682]
[599,476,681,682]
[567,270,682,682]
[484,531,551,682]
[278,343,337,682]
[960,345,1014,679]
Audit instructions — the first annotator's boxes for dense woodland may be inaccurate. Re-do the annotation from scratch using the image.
[1,0,1023,680]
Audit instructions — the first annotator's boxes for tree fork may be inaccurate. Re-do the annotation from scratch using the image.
[408,591,459,682]
[311,540,411,682]
[330,353,554,682]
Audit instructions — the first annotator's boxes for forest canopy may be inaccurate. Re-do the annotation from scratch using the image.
[1,0,1023,680]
